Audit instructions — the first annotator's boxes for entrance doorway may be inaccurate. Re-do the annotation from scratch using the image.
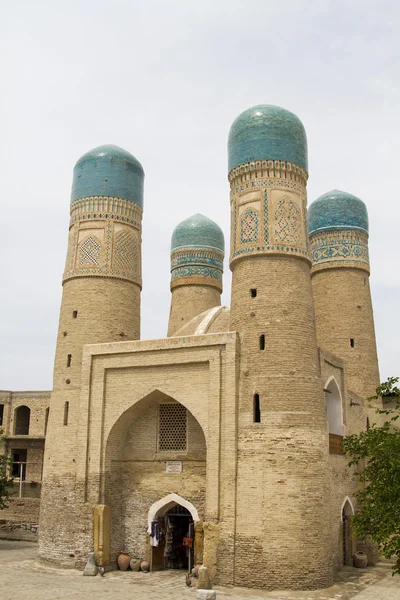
[150,504,194,572]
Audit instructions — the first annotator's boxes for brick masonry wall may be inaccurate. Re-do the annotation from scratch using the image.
[312,268,380,400]
[168,285,221,337]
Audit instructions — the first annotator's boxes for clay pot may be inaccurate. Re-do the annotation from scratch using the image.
[117,551,130,571]
[353,551,368,568]
[140,560,149,572]
[130,557,141,572]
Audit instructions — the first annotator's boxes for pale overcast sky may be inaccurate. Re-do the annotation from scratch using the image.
[1,0,399,390]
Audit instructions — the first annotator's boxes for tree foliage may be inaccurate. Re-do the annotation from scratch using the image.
[342,377,400,575]
[0,429,14,510]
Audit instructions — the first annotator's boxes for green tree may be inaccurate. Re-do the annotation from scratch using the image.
[0,429,14,509]
[342,377,400,575]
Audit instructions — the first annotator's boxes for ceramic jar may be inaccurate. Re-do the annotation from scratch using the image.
[140,560,149,572]
[130,557,141,572]
[117,551,130,571]
[353,551,368,568]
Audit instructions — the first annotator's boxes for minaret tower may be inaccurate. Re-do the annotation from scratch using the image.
[38,144,144,566]
[167,213,224,336]
[228,106,332,589]
[309,190,379,399]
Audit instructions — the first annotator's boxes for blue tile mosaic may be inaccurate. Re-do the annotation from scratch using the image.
[71,145,144,207]
[171,214,225,253]
[228,105,308,173]
[308,190,369,235]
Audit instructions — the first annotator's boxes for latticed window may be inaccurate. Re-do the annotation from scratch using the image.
[158,403,187,452]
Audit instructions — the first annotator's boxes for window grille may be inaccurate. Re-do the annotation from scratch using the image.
[158,403,187,451]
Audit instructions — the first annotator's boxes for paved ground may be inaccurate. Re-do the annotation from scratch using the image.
[1,540,399,600]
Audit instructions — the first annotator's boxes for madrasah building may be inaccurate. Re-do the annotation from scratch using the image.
[0,104,382,591]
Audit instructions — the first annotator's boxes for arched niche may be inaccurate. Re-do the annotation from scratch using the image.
[14,405,31,435]
[341,497,355,566]
[104,389,207,564]
[325,376,343,435]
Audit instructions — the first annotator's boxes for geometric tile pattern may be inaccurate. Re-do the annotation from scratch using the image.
[113,230,137,272]
[274,198,300,243]
[240,208,259,244]
[78,236,101,266]
[310,229,369,269]
[158,403,187,452]
[171,265,222,281]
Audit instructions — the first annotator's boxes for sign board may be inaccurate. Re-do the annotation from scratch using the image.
[166,461,182,473]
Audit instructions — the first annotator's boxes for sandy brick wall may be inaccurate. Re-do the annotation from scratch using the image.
[312,268,380,400]
[168,285,221,337]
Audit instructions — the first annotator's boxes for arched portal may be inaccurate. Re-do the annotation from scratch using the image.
[104,390,207,567]
[341,497,355,566]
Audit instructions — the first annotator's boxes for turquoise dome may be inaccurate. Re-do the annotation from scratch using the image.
[71,144,144,206]
[171,214,225,253]
[309,190,369,235]
[228,104,308,172]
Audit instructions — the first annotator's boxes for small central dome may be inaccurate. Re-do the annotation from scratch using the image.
[71,144,144,206]
[309,190,369,235]
[228,104,308,172]
[171,214,225,253]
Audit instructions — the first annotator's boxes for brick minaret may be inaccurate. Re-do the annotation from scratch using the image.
[38,145,144,566]
[228,105,332,590]
[309,190,380,400]
[168,214,224,336]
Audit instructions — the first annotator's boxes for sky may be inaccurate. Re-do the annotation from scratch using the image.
[1,0,399,390]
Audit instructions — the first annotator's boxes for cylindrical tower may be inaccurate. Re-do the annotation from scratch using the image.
[38,144,144,566]
[227,106,332,589]
[167,213,224,336]
[309,190,379,399]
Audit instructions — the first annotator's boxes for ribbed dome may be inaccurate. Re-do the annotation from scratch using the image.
[171,214,225,253]
[309,190,369,235]
[70,144,144,206]
[228,104,308,172]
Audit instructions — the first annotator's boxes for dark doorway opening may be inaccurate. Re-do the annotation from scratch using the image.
[151,504,194,571]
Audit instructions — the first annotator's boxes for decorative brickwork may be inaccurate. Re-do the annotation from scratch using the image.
[273,197,300,243]
[310,229,369,273]
[78,236,101,267]
[240,208,259,244]
[113,230,138,274]
[63,196,142,286]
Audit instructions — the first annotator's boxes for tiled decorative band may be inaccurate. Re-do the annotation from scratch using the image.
[228,160,308,189]
[70,196,142,228]
[310,229,369,274]
[171,248,224,271]
[171,247,223,290]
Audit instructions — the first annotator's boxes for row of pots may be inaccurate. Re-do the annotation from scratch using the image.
[117,551,149,572]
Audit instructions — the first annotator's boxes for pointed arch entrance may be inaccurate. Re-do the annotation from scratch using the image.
[148,494,198,572]
[341,497,355,566]
[104,390,207,567]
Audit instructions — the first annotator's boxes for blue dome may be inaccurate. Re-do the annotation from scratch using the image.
[309,190,369,235]
[228,104,308,172]
[71,144,144,206]
[171,214,225,253]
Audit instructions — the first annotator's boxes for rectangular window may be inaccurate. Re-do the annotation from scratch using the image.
[67,354,72,367]
[259,334,265,350]
[72,311,78,318]
[158,403,187,452]
[253,394,261,423]
[350,338,355,348]
[0,404,3,426]
[250,288,257,298]
[63,401,69,426]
